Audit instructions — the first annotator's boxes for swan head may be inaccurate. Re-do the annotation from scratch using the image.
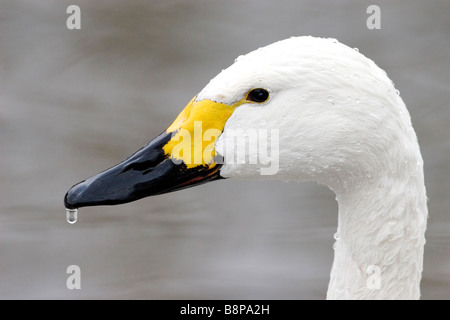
[65,36,412,209]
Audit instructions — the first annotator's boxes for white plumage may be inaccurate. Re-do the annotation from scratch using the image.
[202,36,428,299]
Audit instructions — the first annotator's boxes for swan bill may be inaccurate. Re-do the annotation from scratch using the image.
[64,131,224,209]
[64,97,241,209]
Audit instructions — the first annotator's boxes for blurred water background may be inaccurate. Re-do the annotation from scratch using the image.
[0,0,449,299]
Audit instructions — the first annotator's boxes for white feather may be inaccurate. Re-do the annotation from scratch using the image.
[200,36,427,300]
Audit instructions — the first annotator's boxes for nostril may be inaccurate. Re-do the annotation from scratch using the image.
[122,163,134,172]
[122,161,154,173]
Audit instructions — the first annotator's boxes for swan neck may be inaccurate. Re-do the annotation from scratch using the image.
[327,161,428,300]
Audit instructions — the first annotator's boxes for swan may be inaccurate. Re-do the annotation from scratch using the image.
[64,36,428,300]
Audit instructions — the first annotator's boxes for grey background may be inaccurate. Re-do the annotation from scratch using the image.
[0,0,449,299]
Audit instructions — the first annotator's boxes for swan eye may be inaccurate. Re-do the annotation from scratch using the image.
[246,88,269,103]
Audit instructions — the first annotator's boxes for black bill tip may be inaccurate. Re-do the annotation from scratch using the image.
[64,132,224,209]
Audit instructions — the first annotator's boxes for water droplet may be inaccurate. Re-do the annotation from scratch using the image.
[300,95,306,101]
[333,242,337,250]
[355,99,360,104]
[395,89,400,96]
[333,232,340,240]
[353,47,359,52]
[66,208,78,224]
[388,219,397,226]
[234,55,244,63]
[327,96,334,103]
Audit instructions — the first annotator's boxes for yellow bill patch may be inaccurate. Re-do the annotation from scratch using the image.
[163,97,244,168]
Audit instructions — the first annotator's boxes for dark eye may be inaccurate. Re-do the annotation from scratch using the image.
[246,88,269,103]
